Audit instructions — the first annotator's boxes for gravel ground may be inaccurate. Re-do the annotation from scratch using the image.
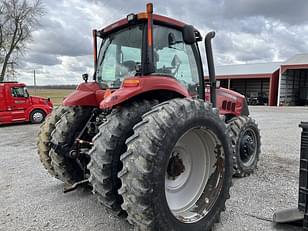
[0,106,308,231]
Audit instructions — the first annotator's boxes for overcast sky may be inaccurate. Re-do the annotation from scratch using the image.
[16,0,308,85]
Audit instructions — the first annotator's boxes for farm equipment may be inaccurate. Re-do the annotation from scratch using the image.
[247,92,268,106]
[0,82,52,125]
[273,122,308,229]
[37,3,261,230]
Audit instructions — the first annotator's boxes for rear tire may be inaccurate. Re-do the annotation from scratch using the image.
[227,116,261,177]
[88,100,156,213]
[50,106,92,184]
[30,109,46,124]
[37,106,68,177]
[118,98,233,231]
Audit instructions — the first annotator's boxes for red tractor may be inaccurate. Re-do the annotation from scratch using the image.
[0,82,52,125]
[37,3,261,230]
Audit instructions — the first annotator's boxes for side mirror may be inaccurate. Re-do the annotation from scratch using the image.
[183,25,196,44]
[82,73,89,83]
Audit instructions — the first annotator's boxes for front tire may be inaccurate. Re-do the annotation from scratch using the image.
[49,106,92,184]
[118,98,233,231]
[37,106,68,177]
[88,100,155,213]
[227,116,261,177]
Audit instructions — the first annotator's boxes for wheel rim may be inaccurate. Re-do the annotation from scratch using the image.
[165,127,225,223]
[239,128,257,166]
[33,112,44,123]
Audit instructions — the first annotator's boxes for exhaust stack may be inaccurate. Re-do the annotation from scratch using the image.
[205,31,216,108]
[92,29,98,81]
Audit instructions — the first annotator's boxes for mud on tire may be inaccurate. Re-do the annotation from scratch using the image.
[87,100,156,213]
[49,106,92,184]
[37,106,68,177]
[118,98,233,231]
[227,116,261,177]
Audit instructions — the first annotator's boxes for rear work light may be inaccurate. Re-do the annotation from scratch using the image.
[123,79,140,87]
[127,13,136,22]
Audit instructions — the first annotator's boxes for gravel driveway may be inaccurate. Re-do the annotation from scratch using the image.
[1,106,308,231]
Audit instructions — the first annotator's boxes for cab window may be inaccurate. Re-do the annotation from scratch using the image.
[153,25,199,95]
[97,25,143,88]
[11,87,28,98]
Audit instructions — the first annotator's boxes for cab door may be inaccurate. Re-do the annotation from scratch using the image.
[9,86,31,122]
[0,85,10,123]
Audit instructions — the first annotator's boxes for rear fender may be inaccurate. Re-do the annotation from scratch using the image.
[100,76,190,109]
[63,82,103,107]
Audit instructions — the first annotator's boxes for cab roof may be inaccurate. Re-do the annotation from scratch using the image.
[0,82,26,87]
[99,13,188,37]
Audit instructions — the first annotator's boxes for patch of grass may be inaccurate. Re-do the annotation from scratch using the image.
[28,88,74,106]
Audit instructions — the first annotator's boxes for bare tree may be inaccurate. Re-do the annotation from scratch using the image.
[0,0,43,82]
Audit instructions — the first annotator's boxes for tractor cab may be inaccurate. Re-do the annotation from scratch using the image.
[95,23,202,96]
[93,6,205,100]
[66,3,247,118]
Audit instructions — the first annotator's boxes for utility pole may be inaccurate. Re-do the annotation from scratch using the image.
[34,70,37,94]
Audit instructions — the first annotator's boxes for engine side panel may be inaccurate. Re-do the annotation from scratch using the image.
[205,87,249,117]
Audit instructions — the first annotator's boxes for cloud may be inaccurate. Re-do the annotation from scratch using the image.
[14,0,308,85]
[25,53,61,66]
[224,0,308,25]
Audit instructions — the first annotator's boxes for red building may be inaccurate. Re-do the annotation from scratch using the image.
[212,54,308,106]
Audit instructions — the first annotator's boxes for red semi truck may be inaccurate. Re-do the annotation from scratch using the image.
[0,82,53,125]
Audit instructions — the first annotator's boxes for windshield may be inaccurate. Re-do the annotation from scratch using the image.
[96,25,144,88]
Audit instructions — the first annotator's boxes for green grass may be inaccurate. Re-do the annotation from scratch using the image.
[28,88,74,106]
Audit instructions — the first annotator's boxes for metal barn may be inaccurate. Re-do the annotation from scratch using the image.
[210,54,308,106]
[278,54,308,106]
[214,62,281,106]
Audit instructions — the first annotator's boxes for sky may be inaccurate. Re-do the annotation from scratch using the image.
[15,0,308,85]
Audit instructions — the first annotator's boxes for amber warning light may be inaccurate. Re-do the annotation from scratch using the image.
[123,79,140,87]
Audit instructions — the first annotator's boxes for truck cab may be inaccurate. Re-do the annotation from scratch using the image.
[0,82,53,125]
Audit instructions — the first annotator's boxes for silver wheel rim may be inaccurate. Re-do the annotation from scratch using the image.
[165,127,225,223]
[33,112,43,123]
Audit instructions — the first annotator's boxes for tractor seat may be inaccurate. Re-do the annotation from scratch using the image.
[123,60,136,72]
